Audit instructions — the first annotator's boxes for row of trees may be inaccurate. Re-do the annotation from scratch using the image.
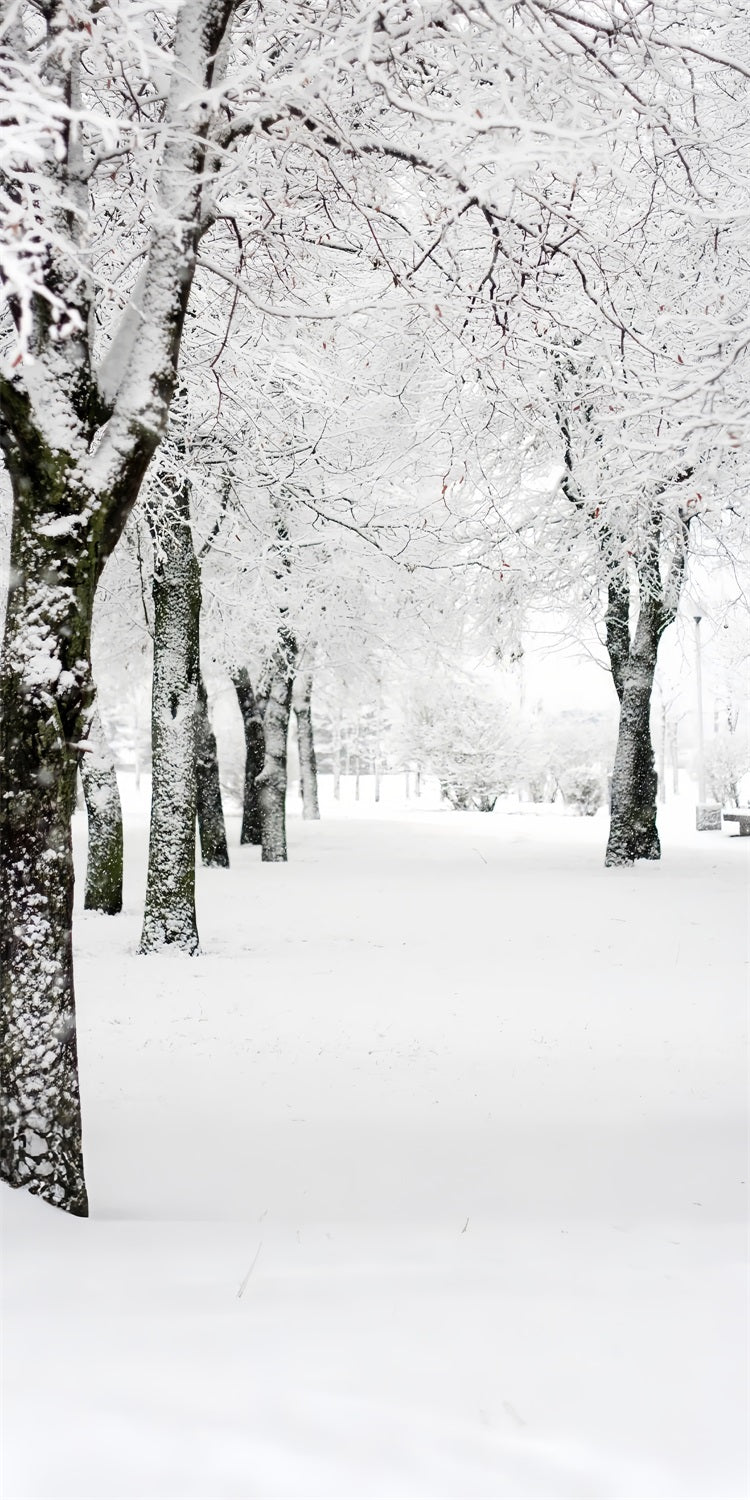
[1,1,748,1213]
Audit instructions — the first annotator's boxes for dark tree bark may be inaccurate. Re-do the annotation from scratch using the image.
[0,1,238,1214]
[604,521,690,868]
[555,368,692,868]
[140,488,201,954]
[196,673,229,868]
[605,601,662,866]
[0,468,93,1215]
[80,699,123,915]
[256,631,297,862]
[293,665,320,820]
[233,668,264,846]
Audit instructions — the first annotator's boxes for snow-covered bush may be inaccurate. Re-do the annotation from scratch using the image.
[520,710,615,809]
[705,732,750,808]
[558,768,604,817]
[405,678,519,813]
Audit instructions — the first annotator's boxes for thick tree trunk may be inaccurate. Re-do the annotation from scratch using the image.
[293,667,320,821]
[196,673,229,868]
[140,490,201,953]
[233,669,264,846]
[257,635,297,862]
[0,485,93,1215]
[80,699,123,914]
[606,608,661,867]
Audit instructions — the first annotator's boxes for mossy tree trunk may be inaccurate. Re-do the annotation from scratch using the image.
[257,630,297,862]
[80,696,123,915]
[139,487,201,954]
[233,668,264,846]
[196,673,229,868]
[293,664,320,821]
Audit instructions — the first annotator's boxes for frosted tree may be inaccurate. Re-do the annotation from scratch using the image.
[0,2,244,1213]
[3,0,747,1214]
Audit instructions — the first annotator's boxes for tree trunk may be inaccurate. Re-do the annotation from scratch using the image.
[293,667,320,821]
[233,668,264,846]
[669,722,679,795]
[195,673,229,868]
[140,489,201,954]
[331,714,342,800]
[80,698,123,915]
[606,608,661,867]
[257,634,297,862]
[657,698,667,805]
[0,480,92,1216]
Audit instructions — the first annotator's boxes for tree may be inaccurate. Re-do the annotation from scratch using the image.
[403,673,519,812]
[79,694,123,915]
[139,480,202,954]
[0,1,238,1212]
[233,669,264,847]
[293,656,320,822]
[195,672,230,868]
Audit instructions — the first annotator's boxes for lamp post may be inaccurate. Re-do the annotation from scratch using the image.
[694,614,706,804]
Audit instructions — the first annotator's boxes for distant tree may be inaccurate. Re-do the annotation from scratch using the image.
[79,695,123,915]
[404,676,519,813]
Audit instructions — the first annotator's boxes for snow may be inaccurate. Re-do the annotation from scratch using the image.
[2,781,747,1499]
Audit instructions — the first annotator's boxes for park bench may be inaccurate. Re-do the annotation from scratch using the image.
[723,810,750,836]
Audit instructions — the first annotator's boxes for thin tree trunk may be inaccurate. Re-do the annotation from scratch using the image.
[605,595,662,867]
[0,483,91,1215]
[233,668,264,845]
[657,697,667,804]
[257,633,297,862]
[140,488,201,954]
[293,667,320,820]
[80,698,123,914]
[331,713,341,800]
[196,673,229,867]
[669,722,679,795]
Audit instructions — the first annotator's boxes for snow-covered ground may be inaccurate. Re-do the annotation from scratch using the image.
[2,783,748,1499]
